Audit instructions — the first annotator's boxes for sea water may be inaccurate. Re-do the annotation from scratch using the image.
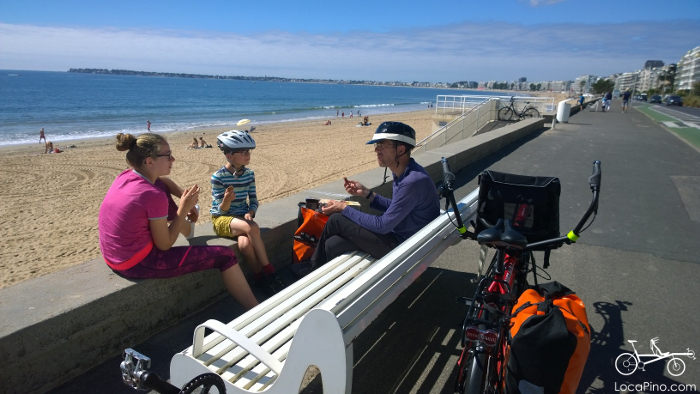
[0,70,492,146]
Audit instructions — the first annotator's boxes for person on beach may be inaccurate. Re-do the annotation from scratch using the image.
[290,121,440,278]
[98,132,258,310]
[188,138,199,149]
[199,136,212,148]
[39,128,46,144]
[622,90,631,113]
[147,120,151,131]
[324,120,332,125]
[211,130,286,296]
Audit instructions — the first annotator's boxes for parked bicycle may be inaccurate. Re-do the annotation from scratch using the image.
[497,96,540,121]
[615,338,695,377]
[438,158,601,394]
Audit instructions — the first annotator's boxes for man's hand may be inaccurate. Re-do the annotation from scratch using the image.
[344,177,369,197]
[321,200,348,215]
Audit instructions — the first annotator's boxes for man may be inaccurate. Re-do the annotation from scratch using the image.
[622,90,631,113]
[290,121,440,278]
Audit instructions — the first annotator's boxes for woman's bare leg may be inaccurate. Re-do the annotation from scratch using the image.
[221,264,258,310]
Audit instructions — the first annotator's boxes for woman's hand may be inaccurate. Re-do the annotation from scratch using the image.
[321,200,348,215]
[180,184,200,212]
[187,205,199,223]
[343,177,368,197]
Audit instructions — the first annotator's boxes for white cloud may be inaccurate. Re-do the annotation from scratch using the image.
[0,21,697,82]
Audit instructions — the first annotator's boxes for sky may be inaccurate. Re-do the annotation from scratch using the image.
[1,0,699,83]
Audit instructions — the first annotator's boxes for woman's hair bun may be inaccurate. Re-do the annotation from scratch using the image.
[116,133,137,151]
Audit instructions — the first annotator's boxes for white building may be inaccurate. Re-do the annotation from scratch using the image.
[676,46,700,92]
[615,71,640,92]
[574,75,597,93]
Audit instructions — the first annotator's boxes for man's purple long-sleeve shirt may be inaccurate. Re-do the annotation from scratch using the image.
[342,158,440,243]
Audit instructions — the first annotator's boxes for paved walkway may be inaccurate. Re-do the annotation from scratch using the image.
[51,102,700,393]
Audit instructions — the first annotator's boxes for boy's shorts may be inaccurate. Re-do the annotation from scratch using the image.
[212,216,235,237]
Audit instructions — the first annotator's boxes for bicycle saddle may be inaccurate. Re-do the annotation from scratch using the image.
[477,219,527,249]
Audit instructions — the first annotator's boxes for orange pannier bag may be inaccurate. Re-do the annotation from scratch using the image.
[506,282,591,394]
[292,205,329,264]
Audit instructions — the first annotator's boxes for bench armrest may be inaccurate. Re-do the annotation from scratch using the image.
[192,319,284,375]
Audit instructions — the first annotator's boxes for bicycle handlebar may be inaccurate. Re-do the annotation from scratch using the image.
[440,157,467,236]
[526,160,601,249]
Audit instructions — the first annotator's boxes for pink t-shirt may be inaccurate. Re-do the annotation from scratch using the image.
[99,169,168,264]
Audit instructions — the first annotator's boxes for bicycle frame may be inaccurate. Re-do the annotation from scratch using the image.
[444,158,602,394]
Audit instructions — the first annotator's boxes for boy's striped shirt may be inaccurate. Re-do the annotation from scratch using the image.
[210,166,258,216]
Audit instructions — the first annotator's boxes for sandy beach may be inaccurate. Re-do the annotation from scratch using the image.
[0,110,438,289]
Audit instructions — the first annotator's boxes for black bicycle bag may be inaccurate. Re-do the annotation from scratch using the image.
[475,170,560,249]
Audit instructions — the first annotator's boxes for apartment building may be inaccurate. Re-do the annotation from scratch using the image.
[676,46,700,92]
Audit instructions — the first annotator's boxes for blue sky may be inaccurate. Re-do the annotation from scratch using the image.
[1,0,699,82]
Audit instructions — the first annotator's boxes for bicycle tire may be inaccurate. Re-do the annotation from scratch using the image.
[498,107,514,121]
[522,108,540,119]
[666,357,686,377]
[615,353,638,375]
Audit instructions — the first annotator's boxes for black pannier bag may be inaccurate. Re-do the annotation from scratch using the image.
[475,170,560,249]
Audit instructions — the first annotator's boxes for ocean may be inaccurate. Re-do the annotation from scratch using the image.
[0,70,492,147]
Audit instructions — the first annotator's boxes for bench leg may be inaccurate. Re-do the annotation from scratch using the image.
[274,309,347,394]
[345,343,354,394]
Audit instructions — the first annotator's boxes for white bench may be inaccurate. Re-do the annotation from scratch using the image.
[169,189,479,393]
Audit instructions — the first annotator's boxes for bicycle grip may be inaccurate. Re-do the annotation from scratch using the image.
[588,160,601,190]
[441,157,455,185]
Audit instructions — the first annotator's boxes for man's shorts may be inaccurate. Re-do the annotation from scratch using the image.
[212,215,235,237]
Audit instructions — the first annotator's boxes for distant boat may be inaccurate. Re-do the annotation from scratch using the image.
[8,73,20,76]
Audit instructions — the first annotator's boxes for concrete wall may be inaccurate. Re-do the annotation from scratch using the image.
[0,118,545,394]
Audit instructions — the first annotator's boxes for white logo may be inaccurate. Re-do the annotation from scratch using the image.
[615,338,695,377]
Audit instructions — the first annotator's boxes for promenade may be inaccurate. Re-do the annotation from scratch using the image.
[51,101,700,393]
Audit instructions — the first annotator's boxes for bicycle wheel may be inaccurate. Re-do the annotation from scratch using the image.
[498,107,514,121]
[522,108,540,119]
[615,353,638,375]
[666,357,686,377]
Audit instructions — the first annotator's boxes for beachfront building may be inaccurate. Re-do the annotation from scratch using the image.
[675,46,700,92]
[574,75,597,94]
[615,71,640,93]
[544,80,572,93]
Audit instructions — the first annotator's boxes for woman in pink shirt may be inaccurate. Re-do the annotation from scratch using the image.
[98,132,258,310]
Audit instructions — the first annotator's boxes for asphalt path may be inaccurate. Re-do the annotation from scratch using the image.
[52,101,700,394]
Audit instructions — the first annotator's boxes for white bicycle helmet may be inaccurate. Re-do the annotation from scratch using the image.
[216,130,256,152]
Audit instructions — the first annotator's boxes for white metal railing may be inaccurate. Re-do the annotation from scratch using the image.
[416,98,494,153]
[435,95,555,116]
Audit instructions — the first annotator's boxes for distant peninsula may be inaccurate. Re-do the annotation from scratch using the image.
[67,68,453,88]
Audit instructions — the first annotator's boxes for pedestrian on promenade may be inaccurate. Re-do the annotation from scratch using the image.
[605,91,612,112]
[290,121,440,278]
[579,95,585,108]
[98,132,259,310]
[622,90,631,113]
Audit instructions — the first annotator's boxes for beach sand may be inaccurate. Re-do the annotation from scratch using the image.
[0,110,436,289]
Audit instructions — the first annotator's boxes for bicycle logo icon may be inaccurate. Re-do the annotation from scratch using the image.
[615,338,696,377]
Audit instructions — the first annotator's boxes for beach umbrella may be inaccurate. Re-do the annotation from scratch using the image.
[237,119,251,126]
